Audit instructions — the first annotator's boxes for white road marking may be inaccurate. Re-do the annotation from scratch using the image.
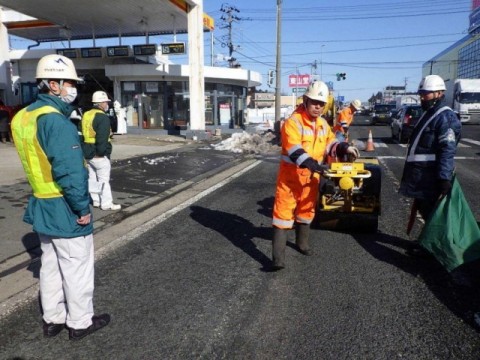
[377,156,478,160]
[461,138,480,146]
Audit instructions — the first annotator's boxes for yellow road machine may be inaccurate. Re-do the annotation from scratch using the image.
[313,158,381,233]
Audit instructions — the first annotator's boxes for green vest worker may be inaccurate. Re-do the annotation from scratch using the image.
[81,91,121,211]
[11,54,110,341]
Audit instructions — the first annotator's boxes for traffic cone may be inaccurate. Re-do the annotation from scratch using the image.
[365,129,375,152]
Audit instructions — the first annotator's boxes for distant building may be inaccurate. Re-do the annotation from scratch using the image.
[383,86,406,104]
[423,0,480,82]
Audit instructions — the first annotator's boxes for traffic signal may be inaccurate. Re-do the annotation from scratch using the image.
[336,72,346,81]
[268,70,275,86]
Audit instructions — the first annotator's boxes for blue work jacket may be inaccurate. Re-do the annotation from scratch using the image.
[399,98,461,200]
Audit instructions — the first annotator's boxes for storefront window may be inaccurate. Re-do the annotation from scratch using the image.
[121,81,141,127]
[21,83,38,105]
[119,80,247,131]
[166,81,189,130]
[141,82,165,129]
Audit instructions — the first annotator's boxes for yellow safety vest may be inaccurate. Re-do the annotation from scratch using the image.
[11,106,64,199]
[82,108,109,144]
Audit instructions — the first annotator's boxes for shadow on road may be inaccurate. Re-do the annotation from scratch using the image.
[256,196,274,218]
[189,205,272,270]
[21,232,41,279]
[354,231,480,331]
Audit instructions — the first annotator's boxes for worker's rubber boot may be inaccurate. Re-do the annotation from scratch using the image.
[272,227,288,271]
[295,223,312,256]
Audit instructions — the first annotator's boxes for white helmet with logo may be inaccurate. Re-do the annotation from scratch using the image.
[350,99,362,110]
[304,81,329,102]
[418,75,446,92]
[92,91,111,103]
[36,54,82,81]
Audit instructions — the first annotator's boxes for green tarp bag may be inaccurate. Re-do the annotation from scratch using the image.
[418,175,480,272]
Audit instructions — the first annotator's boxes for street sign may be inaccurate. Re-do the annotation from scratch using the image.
[292,87,307,94]
[288,74,310,88]
[133,44,156,56]
[161,42,186,55]
[337,96,345,102]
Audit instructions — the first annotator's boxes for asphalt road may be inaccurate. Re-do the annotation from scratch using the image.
[1,125,480,359]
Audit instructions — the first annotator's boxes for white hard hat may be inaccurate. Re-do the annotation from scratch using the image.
[92,91,111,103]
[418,75,446,92]
[36,54,82,81]
[304,81,329,102]
[350,99,362,110]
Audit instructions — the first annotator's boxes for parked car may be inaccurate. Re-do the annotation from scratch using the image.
[390,104,423,144]
[370,104,396,125]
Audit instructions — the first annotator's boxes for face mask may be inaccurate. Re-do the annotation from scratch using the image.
[420,98,437,111]
[60,86,77,104]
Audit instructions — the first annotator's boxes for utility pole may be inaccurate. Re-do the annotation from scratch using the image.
[220,4,242,68]
[275,0,282,123]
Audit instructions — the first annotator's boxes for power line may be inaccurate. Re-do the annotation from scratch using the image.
[235,32,465,45]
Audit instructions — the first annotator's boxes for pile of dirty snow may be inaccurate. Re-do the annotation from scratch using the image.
[211,131,279,154]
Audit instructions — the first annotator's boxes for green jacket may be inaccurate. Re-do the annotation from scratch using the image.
[81,107,112,159]
[20,94,93,237]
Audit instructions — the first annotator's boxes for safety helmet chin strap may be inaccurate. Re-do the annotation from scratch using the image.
[39,79,65,96]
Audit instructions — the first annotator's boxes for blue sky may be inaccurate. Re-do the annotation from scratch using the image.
[203,0,471,102]
[9,0,472,102]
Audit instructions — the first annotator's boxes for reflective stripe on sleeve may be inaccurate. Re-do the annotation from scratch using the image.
[406,154,436,162]
[281,155,295,164]
[287,144,303,155]
[296,153,310,166]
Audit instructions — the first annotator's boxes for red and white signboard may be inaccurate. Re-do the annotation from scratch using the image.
[288,74,311,88]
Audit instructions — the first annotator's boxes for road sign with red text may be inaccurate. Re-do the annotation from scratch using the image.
[288,74,311,88]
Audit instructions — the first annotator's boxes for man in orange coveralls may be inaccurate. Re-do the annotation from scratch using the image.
[332,99,362,142]
[271,81,360,271]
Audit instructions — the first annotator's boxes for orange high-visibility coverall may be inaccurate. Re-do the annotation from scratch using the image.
[332,106,354,135]
[272,105,340,229]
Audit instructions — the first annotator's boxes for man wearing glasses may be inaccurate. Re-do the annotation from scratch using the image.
[271,81,360,270]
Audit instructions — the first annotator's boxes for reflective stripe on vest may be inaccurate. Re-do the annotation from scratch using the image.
[82,108,105,144]
[11,106,64,198]
[281,114,330,166]
[406,106,449,163]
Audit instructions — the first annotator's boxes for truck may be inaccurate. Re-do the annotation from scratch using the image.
[395,94,420,109]
[444,79,480,124]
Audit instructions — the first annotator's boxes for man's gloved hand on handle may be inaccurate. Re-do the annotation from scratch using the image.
[301,158,329,175]
[336,142,360,161]
[346,146,360,160]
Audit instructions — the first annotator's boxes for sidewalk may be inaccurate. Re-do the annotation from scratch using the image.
[0,134,189,186]
[0,133,260,316]
[0,134,191,264]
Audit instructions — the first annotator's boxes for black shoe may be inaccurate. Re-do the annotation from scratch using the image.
[43,321,65,338]
[69,314,110,341]
[298,248,313,256]
[271,264,285,271]
[406,246,430,258]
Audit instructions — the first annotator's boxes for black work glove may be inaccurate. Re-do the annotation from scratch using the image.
[439,179,452,195]
[301,158,328,174]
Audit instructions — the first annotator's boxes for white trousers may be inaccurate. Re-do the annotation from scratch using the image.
[88,156,114,207]
[39,233,94,329]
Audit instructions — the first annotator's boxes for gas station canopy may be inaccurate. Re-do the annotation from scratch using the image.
[0,0,214,43]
